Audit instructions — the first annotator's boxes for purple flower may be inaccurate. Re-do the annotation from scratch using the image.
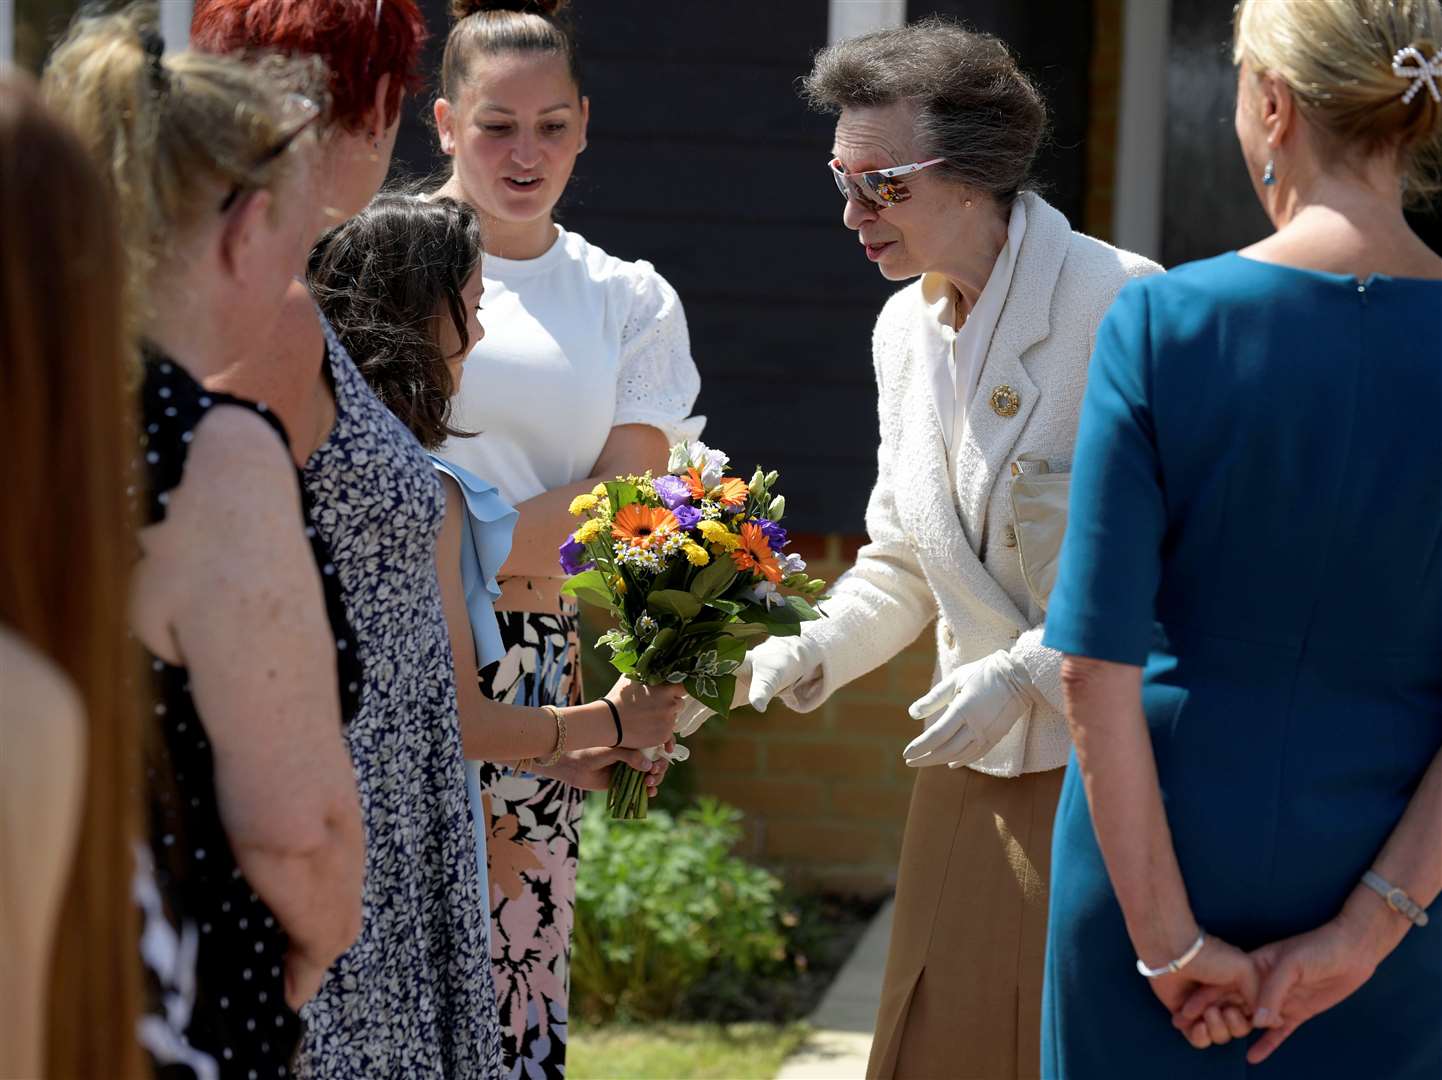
[653,474,693,509]
[672,504,702,531]
[559,534,595,576]
[754,517,789,553]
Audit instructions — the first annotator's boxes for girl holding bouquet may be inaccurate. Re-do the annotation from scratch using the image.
[306,191,684,865]
[431,2,703,1072]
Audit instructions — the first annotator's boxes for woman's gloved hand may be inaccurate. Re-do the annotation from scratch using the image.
[903,650,1035,768]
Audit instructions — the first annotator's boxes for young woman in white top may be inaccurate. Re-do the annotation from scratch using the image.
[432,2,703,1072]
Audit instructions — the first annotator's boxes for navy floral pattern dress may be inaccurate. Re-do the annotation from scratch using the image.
[293,317,502,1079]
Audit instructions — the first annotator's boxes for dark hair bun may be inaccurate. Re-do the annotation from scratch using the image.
[450,0,570,18]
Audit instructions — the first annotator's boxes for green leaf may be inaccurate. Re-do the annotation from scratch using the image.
[786,595,823,622]
[702,597,745,616]
[605,480,640,511]
[724,622,770,640]
[689,557,738,601]
[685,672,736,719]
[647,590,703,620]
[739,602,802,634]
[561,568,617,611]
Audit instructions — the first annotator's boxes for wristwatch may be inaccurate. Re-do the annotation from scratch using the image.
[1362,870,1430,928]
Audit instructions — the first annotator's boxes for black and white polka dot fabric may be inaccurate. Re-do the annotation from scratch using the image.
[138,345,362,1079]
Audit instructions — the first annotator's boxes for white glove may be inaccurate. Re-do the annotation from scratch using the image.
[903,650,1034,769]
[674,657,753,738]
[673,635,820,733]
[746,635,819,713]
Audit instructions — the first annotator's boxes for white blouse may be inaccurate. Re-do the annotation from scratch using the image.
[442,224,705,507]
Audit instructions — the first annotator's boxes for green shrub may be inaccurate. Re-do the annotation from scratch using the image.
[572,798,788,1022]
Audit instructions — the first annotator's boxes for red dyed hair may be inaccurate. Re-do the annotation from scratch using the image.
[192,0,427,132]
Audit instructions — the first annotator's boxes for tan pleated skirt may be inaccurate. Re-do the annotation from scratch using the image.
[866,764,1064,1080]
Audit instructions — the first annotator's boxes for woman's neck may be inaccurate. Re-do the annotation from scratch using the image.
[435,174,559,261]
[937,205,1010,323]
[1259,161,1437,276]
[145,300,235,383]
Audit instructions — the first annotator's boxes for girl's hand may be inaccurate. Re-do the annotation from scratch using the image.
[542,740,675,795]
[607,677,686,749]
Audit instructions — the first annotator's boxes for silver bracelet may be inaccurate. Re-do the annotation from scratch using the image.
[1136,930,1206,979]
[1363,870,1430,928]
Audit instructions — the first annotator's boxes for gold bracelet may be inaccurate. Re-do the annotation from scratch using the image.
[514,757,534,773]
[537,705,567,767]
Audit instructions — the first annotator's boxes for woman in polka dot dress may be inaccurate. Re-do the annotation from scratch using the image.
[44,10,366,1079]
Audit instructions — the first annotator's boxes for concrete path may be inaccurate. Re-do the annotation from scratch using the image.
[775,898,893,1079]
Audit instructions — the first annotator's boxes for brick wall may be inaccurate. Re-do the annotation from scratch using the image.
[685,534,936,898]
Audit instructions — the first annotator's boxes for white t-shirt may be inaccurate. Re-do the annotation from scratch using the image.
[442,224,704,506]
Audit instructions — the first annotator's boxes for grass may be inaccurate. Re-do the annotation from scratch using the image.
[569,1021,811,1080]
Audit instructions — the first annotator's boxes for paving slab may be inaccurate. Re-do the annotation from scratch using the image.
[775,897,894,1080]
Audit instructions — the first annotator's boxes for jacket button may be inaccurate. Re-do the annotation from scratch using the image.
[942,622,955,647]
[1004,524,1017,548]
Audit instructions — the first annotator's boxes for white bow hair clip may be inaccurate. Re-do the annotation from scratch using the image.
[1392,45,1442,106]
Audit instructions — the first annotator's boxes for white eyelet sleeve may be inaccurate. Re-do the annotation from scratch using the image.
[613,262,705,445]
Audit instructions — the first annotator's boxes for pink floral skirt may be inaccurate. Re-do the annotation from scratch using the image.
[475,605,585,1080]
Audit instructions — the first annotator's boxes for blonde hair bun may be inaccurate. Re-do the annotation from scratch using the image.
[1234,0,1442,202]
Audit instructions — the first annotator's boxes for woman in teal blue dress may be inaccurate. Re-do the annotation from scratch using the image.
[1040,1,1442,1076]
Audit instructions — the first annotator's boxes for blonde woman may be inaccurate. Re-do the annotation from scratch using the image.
[1042,0,1442,1075]
[45,9,363,1076]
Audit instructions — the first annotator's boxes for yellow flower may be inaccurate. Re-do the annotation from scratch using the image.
[592,483,608,498]
[697,519,727,543]
[683,542,710,567]
[574,519,605,544]
[611,574,627,595]
[569,493,599,517]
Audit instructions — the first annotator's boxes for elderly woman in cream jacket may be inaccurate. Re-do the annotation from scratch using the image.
[727,20,1160,1080]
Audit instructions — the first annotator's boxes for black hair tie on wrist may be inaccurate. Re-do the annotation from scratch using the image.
[603,698,623,748]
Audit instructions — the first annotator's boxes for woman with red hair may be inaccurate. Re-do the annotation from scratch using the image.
[193,3,506,1077]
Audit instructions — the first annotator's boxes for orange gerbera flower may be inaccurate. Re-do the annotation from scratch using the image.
[685,467,749,509]
[730,521,783,583]
[684,467,708,500]
[611,503,680,548]
[714,477,750,508]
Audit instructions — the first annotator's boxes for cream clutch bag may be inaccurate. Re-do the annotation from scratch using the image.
[1008,455,1069,612]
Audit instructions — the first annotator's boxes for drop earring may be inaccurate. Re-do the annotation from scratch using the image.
[1262,158,1276,186]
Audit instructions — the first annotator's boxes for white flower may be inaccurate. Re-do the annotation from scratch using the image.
[746,580,783,609]
[781,553,807,576]
[667,442,693,475]
[695,443,730,489]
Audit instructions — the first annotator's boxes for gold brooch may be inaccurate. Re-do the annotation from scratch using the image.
[990,385,1021,417]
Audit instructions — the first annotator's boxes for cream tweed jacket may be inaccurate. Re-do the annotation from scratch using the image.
[783,192,1162,776]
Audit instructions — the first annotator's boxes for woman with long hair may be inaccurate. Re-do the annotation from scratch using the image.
[0,70,144,1080]
[432,3,704,1072]
[44,6,365,1076]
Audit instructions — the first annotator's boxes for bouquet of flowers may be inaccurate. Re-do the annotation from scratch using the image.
[559,441,829,818]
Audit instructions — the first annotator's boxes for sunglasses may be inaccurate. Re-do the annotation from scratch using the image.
[219,94,322,213]
[829,156,946,210]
